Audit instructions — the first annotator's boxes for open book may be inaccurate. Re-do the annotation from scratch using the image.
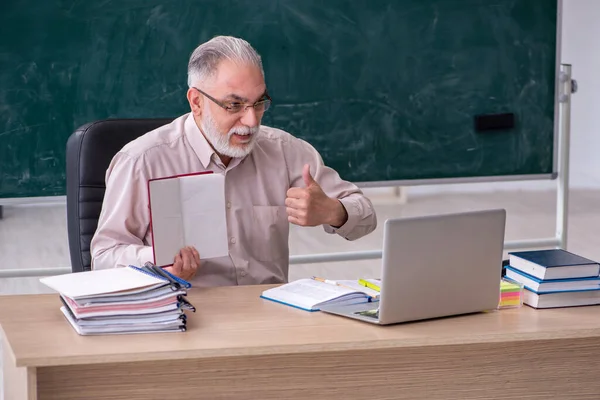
[148,172,229,267]
[260,279,378,312]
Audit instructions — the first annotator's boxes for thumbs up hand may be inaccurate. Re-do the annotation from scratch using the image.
[285,164,348,227]
[301,162,318,188]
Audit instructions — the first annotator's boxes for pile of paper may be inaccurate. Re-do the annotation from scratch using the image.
[40,265,195,335]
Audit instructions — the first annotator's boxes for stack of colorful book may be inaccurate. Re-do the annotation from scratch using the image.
[505,249,600,309]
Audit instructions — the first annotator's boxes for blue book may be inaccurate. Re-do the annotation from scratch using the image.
[508,249,599,280]
[505,266,600,294]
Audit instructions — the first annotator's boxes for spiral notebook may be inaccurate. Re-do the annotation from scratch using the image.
[40,265,190,299]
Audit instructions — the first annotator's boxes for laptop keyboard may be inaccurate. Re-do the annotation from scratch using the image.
[354,309,379,319]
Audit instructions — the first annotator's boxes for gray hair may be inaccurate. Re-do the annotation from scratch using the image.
[187,36,264,87]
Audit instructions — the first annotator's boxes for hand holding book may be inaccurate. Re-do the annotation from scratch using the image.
[163,246,201,281]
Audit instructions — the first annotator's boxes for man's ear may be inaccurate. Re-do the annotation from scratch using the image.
[186,88,203,117]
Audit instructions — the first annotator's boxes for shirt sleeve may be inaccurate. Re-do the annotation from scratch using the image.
[285,137,377,241]
[90,152,154,269]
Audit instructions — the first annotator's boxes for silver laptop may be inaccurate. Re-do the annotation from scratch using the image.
[320,209,506,325]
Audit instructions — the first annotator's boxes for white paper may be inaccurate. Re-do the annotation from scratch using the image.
[149,173,229,266]
[39,267,167,299]
[149,178,184,266]
[179,174,229,259]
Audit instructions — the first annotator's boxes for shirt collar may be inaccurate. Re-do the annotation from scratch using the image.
[184,113,217,170]
[184,113,251,171]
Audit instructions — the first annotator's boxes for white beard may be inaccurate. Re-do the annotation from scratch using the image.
[200,109,259,158]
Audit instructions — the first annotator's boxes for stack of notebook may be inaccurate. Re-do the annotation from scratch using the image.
[505,249,600,309]
[40,264,195,335]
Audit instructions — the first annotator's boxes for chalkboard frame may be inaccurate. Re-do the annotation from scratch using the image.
[0,0,564,199]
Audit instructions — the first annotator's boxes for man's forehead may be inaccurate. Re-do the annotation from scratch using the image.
[211,60,265,99]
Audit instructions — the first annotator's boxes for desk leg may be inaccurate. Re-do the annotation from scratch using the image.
[3,338,37,400]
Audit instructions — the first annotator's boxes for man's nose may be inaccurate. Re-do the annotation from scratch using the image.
[240,106,259,127]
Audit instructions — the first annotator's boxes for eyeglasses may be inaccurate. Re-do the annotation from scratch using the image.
[193,87,271,115]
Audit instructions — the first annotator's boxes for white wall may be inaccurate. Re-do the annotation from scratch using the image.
[561,0,600,189]
[403,0,600,196]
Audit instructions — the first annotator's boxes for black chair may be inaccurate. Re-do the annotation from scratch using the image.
[66,119,173,272]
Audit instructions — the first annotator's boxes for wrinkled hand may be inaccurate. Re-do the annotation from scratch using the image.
[285,164,348,227]
[164,246,200,281]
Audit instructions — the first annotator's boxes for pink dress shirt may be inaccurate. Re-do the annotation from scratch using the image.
[90,113,377,286]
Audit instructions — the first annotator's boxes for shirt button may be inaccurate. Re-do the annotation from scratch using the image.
[226,202,232,209]
[230,237,237,244]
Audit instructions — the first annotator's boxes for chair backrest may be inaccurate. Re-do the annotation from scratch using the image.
[66,119,173,272]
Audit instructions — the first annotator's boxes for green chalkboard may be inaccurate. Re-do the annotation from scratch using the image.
[0,0,558,198]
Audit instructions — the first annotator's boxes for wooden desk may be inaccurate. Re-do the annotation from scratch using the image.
[2,284,600,400]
